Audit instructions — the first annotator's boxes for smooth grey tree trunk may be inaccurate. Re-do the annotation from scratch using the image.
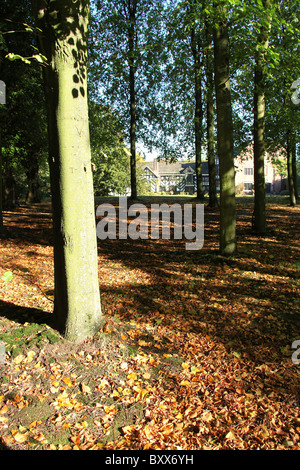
[32,0,102,343]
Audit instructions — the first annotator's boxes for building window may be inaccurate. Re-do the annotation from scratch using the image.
[244,167,253,176]
[186,173,193,185]
[244,183,253,191]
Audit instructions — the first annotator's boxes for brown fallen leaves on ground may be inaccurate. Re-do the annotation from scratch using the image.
[0,197,299,450]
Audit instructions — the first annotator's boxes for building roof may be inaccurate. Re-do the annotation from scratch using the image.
[143,160,210,177]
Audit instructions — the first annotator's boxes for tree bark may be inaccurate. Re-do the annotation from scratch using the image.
[287,130,296,206]
[25,155,42,203]
[213,2,236,255]
[191,25,204,200]
[205,26,218,208]
[128,0,137,200]
[207,69,218,208]
[253,0,272,234]
[291,132,298,201]
[253,60,267,233]
[32,0,102,343]
[2,168,16,209]
[0,129,3,234]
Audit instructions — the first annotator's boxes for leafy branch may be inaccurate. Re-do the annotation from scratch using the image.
[6,51,48,65]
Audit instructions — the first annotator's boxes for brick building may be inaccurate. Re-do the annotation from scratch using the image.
[143,144,284,195]
[234,143,283,195]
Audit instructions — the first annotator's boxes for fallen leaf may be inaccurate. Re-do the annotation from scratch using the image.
[11,430,28,443]
[29,420,41,429]
[143,425,153,439]
[122,424,136,435]
[14,354,25,364]
[71,435,80,445]
[63,377,74,387]
[225,430,236,441]
[201,411,213,422]
[135,388,148,401]
[180,380,190,386]
[27,350,35,363]
[138,339,151,347]
[127,372,137,381]
[0,404,8,414]
[80,383,91,394]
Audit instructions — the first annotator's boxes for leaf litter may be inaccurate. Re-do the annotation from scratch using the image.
[0,198,299,450]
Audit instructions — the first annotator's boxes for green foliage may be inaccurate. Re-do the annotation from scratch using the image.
[264,0,300,153]
[223,0,300,161]
[89,101,148,195]
[0,0,48,204]
[93,149,131,197]
[89,101,130,195]
[139,0,198,160]
[88,0,164,154]
[1,271,13,282]
[6,51,47,65]
[1,0,299,207]
[272,156,288,177]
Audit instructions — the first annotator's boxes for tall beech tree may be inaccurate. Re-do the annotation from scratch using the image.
[286,129,297,206]
[205,17,218,208]
[150,0,206,195]
[189,0,204,200]
[253,0,273,233]
[266,0,300,206]
[128,0,138,200]
[213,1,236,255]
[31,0,102,343]
[229,0,299,209]
[0,131,3,235]
[89,0,162,200]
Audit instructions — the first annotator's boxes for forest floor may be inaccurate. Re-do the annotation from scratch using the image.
[0,196,299,450]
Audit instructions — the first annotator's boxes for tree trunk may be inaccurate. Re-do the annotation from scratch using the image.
[191,25,204,200]
[291,132,298,201]
[25,156,42,203]
[3,169,16,209]
[128,0,137,200]
[0,129,3,234]
[213,3,236,255]
[253,0,272,234]
[205,27,218,208]
[253,60,267,233]
[287,130,296,206]
[32,0,102,343]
